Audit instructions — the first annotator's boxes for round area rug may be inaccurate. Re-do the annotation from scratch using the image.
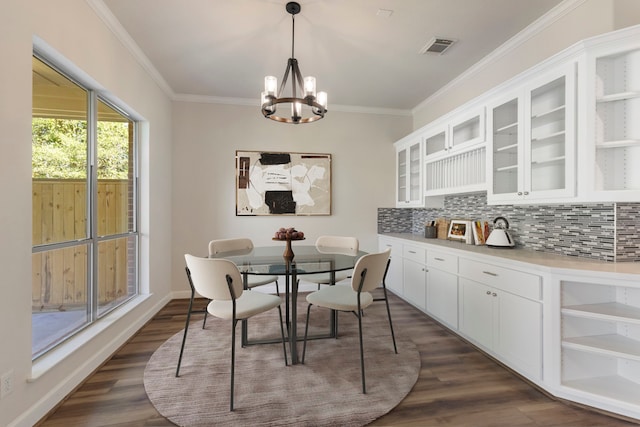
[144,299,420,426]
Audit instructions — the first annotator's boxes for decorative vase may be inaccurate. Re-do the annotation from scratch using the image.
[283,237,294,262]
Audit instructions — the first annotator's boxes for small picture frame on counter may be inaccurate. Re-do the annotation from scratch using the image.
[447,220,473,244]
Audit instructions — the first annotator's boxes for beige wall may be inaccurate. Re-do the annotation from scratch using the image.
[412,0,639,129]
[170,102,410,294]
[0,1,173,426]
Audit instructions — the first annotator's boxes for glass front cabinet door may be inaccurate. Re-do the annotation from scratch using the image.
[487,63,576,204]
[395,135,423,207]
[583,39,640,201]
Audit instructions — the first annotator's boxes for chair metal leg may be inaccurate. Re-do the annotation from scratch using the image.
[357,309,366,394]
[175,291,195,377]
[301,304,313,364]
[277,306,288,366]
[382,286,398,354]
[202,306,209,329]
[230,318,237,411]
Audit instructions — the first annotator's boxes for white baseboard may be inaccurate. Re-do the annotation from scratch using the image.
[12,293,172,427]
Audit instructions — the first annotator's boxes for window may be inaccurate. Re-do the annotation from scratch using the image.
[32,55,138,358]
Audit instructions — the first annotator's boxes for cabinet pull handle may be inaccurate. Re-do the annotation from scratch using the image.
[482,271,498,276]
[408,250,417,254]
[435,257,445,261]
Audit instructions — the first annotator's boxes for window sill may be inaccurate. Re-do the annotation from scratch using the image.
[29,294,152,381]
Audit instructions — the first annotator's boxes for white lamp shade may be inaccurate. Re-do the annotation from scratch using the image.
[303,76,316,97]
[317,91,327,108]
[264,76,277,96]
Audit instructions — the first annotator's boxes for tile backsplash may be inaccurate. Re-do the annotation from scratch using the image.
[378,193,640,262]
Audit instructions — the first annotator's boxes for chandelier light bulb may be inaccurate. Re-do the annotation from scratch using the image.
[317,91,327,108]
[265,76,277,96]
[303,76,316,97]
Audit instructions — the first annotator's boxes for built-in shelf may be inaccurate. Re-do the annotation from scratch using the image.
[496,164,518,172]
[496,143,518,152]
[597,91,640,103]
[496,122,518,133]
[532,130,566,143]
[563,334,640,361]
[532,156,565,166]
[532,104,565,120]
[595,139,640,149]
[563,376,640,406]
[562,302,640,324]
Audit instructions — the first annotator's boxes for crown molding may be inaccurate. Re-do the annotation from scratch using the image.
[88,0,411,117]
[86,0,175,98]
[412,0,587,115]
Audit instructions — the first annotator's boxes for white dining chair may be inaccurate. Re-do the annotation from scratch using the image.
[180,254,288,411]
[209,238,280,295]
[302,235,359,289]
[301,248,397,394]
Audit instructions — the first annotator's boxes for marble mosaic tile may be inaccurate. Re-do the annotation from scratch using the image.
[379,193,640,262]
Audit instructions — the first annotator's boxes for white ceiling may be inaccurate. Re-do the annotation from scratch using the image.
[100,0,564,113]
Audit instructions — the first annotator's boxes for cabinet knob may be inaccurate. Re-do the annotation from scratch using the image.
[524,191,529,195]
[517,192,523,196]
[486,291,492,295]
[492,292,497,297]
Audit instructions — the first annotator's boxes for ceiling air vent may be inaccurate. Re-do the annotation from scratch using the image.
[419,37,456,55]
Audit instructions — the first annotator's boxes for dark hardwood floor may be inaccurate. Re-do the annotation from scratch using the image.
[38,292,639,427]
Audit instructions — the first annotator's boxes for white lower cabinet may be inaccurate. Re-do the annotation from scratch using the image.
[402,245,427,310]
[378,234,640,421]
[459,259,542,380]
[426,251,458,329]
[378,237,404,296]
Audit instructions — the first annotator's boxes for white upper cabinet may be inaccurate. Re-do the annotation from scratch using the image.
[580,27,640,201]
[423,107,487,196]
[424,107,485,160]
[395,133,423,207]
[487,62,576,204]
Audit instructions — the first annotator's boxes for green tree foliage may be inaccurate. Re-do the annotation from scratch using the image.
[32,118,129,179]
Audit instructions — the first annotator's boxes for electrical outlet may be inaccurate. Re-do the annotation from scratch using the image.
[1,370,14,399]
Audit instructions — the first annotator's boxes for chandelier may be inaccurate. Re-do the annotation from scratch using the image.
[261,2,327,124]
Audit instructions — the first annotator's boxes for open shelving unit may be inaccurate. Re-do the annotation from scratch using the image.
[594,48,640,191]
[561,280,640,408]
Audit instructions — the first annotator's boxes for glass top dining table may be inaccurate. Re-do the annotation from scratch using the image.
[210,244,367,364]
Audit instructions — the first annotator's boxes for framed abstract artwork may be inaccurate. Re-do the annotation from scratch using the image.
[236,150,331,216]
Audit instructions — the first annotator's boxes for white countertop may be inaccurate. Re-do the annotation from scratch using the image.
[380,233,640,278]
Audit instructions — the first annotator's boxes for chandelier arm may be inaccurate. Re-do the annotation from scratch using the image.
[291,59,306,99]
[277,59,293,99]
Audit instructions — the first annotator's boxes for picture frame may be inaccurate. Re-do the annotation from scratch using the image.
[448,219,472,243]
[236,150,331,216]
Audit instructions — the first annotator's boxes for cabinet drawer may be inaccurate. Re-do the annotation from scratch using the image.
[379,238,403,259]
[459,258,541,300]
[427,251,458,274]
[403,245,426,264]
